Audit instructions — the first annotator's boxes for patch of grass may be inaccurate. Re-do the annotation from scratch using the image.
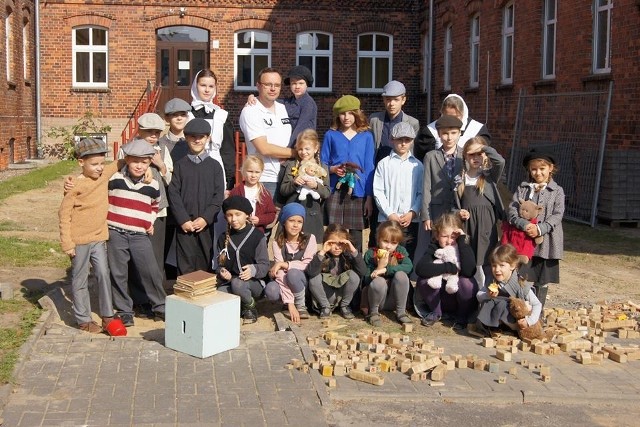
[0,236,70,268]
[0,299,42,384]
[0,220,25,231]
[0,160,77,201]
[564,221,640,257]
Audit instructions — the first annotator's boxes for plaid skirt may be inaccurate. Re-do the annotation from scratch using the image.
[326,188,366,230]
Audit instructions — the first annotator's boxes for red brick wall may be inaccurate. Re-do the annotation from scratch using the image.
[39,0,424,145]
[0,0,37,170]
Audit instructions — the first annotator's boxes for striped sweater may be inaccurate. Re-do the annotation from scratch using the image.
[107,169,160,233]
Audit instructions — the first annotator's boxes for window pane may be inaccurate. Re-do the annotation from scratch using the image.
[160,49,170,86]
[157,26,208,43]
[192,50,205,73]
[504,37,513,78]
[93,52,106,82]
[375,58,389,88]
[298,33,314,50]
[177,50,191,86]
[255,55,269,74]
[254,32,269,49]
[316,34,330,50]
[596,11,608,69]
[359,57,372,88]
[315,56,329,87]
[545,25,555,76]
[506,6,514,27]
[76,52,90,82]
[299,56,313,70]
[237,55,252,86]
[359,34,373,51]
[75,28,89,45]
[376,35,390,51]
[93,28,106,46]
[546,0,556,20]
[237,32,251,49]
[598,0,609,6]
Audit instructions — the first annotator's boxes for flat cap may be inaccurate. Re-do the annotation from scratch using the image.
[164,98,192,115]
[522,148,556,167]
[284,65,314,86]
[137,113,165,131]
[184,118,211,136]
[391,122,417,140]
[332,95,361,115]
[435,115,463,129]
[121,138,156,158]
[381,80,406,97]
[75,137,108,158]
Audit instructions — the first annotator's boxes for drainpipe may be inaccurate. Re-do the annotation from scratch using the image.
[426,0,434,121]
[35,0,42,158]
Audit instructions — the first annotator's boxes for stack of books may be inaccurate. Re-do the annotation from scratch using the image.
[173,270,217,298]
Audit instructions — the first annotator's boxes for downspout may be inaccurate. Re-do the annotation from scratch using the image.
[426,0,434,121]
[35,0,42,157]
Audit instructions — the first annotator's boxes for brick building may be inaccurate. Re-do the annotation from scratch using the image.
[1,0,36,170]
[34,0,639,221]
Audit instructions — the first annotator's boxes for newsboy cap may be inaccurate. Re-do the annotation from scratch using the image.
[121,138,156,158]
[183,118,211,136]
[522,148,557,167]
[137,113,165,131]
[164,98,192,115]
[391,122,417,140]
[381,80,406,97]
[284,65,314,86]
[435,115,463,130]
[75,137,108,159]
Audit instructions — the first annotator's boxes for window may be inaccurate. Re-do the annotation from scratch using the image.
[23,15,30,81]
[469,15,480,88]
[593,0,612,73]
[443,25,452,90]
[542,0,557,79]
[5,7,13,82]
[357,32,392,92]
[501,3,514,84]
[235,30,271,90]
[72,26,108,88]
[296,32,332,92]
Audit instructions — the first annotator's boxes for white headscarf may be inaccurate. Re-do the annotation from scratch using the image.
[190,70,217,114]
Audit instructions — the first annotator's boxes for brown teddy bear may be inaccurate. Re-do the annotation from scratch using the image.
[501,199,543,261]
[508,296,545,341]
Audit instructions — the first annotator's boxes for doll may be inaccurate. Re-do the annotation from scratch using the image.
[297,159,327,201]
[335,161,363,196]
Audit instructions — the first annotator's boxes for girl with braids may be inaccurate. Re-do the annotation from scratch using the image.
[363,220,414,327]
[265,203,317,324]
[307,224,366,319]
[455,136,506,288]
[216,196,270,324]
[276,129,329,242]
[229,155,276,234]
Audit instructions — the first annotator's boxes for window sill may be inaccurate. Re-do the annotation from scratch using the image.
[533,79,556,88]
[581,72,612,83]
[494,83,514,92]
[463,86,479,94]
[7,81,17,90]
[71,87,111,93]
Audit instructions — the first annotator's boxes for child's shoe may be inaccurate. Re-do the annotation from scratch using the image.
[118,313,135,327]
[420,313,440,327]
[396,313,413,325]
[367,313,382,327]
[319,307,331,318]
[339,306,355,320]
[242,299,258,324]
[79,321,102,334]
[297,306,310,319]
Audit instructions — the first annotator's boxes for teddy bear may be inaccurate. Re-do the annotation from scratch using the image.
[508,296,546,341]
[334,162,363,195]
[426,244,460,294]
[501,198,543,262]
[296,159,327,201]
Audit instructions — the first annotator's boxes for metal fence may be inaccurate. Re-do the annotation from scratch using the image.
[507,82,613,226]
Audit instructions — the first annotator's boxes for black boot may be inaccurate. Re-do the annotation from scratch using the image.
[534,284,548,309]
[241,298,258,324]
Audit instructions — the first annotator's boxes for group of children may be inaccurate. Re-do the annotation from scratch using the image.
[59,67,565,338]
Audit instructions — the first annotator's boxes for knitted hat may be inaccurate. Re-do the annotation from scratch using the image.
[137,113,165,131]
[164,98,191,115]
[121,138,156,158]
[75,137,108,159]
[184,118,211,136]
[280,202,306,222]
[381,80,406,97]
[284,65,314,86]
[332,95,361,115]
[435,115,463,130]
[391,122,417,140]
[522,148,557,167]
[222,195,253,215]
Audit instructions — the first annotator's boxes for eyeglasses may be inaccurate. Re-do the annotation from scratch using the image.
[259,82,282,89]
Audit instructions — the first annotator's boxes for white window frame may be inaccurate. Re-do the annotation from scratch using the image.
[593,0,612,74]
[296,31,332,92]
[23,16,29,81]
[469,15,480,88]
[234,30,272,90]
[72,26,108,88]
[443,25,452,91]
[5,8,13,82]
[542,0,557,79]
[356,32,393,93]
[501,2,514,84]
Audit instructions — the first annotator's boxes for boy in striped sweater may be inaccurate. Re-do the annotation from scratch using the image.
[107,139,166,327]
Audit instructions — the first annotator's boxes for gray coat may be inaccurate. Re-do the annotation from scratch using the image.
[421,149,463,222]
[508,179,564,260]
[369,111,420,150]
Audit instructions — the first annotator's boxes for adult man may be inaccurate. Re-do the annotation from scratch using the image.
[239,67,294,198]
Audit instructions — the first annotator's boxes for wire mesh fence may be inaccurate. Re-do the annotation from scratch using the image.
[507,83,613,226]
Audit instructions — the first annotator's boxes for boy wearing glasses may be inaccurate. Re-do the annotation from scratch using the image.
[239,67,294,199]
[373,122,424,259]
